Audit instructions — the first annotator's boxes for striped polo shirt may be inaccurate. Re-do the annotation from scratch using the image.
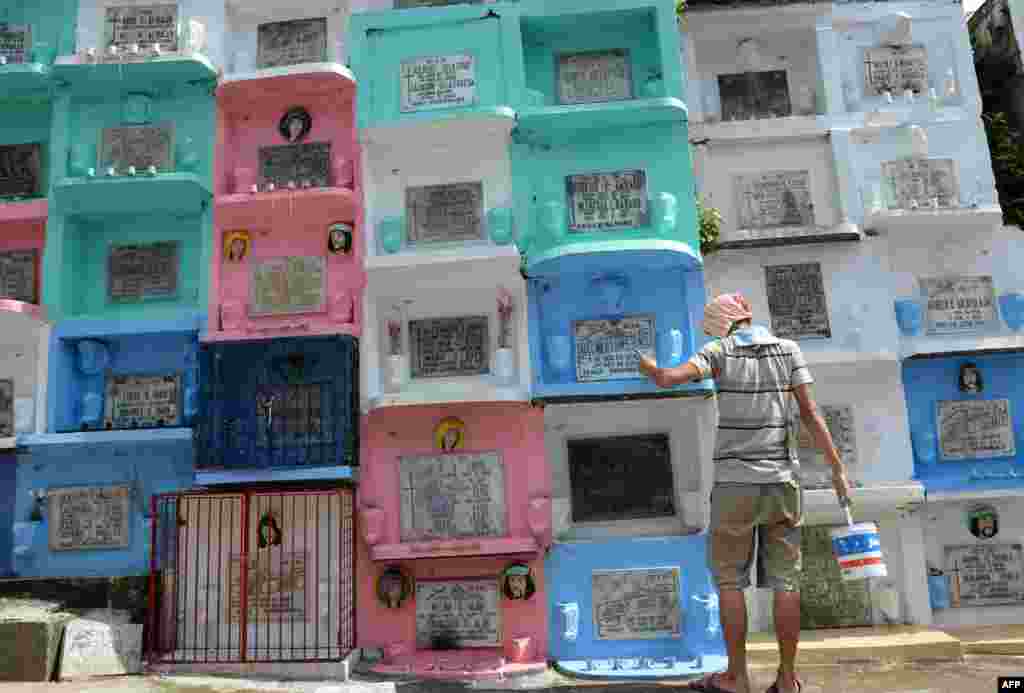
[688,324,814,485]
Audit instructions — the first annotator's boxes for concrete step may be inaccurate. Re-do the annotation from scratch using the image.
[941,624,1024,656]
[746,626,963,666]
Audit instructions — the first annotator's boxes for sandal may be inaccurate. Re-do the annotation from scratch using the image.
[765,678,803,693]
[688,672,740,692]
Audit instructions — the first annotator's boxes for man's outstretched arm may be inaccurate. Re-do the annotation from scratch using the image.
[638,356,704,388]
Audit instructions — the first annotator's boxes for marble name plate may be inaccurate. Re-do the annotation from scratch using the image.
[104,4,179,52]
[107,241,179,302]
[938,398,1015,460]
[258,142,332,189]
[60,619,143,678]
[764,262,832,340]
[0,143,42,198]
[400,54,477,113]
[399,451,506,541]
[99,124,174,173]
[557,49,632,105]
[249,256,326,316]
[864,45,928,96]
[416,578,501,648]
[566,169,648,232]
[718,70,792,121]
[229,553,309,623]
[592,568,681,641]
[920,276,997,335]
[881,158,958,210]
[103,373,180,429]
[406,182,484,245]
[573,315,655,382]
[945,543,1024,606]
[0,379,12,437]
[49,485,131,551]
[0,23,30,64]
[734,170,813,230]
[409,315,489,379]
[257,17,327,68]
[0,249,38,303]
[798,405,856,488]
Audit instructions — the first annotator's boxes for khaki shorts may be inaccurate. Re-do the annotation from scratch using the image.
[709,481,803,592]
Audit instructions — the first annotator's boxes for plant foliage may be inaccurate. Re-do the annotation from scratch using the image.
[982,111,1024,228]
[697,198,721,256]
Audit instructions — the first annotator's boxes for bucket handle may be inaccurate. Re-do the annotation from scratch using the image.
[838,494,854,528]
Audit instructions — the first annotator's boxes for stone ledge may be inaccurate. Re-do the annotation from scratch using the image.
[746,626,962,666]
[942,625,1024,656]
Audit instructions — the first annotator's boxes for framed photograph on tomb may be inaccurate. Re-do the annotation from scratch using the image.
[557,49,633,105]
[0,249,38,304]
[937,399,1015,461]
[0,143,42,198]
[734,170,814,230]
[566,169,648,232]
[256,17,327,69]
[99,124,174,173]
[248,256,326,317]
[764,262,832,340]
[416,578,501,649]
[258,142,332,189]
[863,45,928,96]
[103,4,179,52]
[919,276,998,335]
[797,405,857,488]
[944,543,1024,606]
[408,315,490,379]
[107,241,179,302]
[405,182,485,245]
[0,23,31,64]
[591,567,681,641]
[718,70,792,121]
[48,485,131,551]
[400,53,478,113]
[103,373,181,430]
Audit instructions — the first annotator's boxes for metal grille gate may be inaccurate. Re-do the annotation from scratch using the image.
[147,489,355,663]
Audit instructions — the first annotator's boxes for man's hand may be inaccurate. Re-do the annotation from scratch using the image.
[638,354,660,381]
[831,462,853,502]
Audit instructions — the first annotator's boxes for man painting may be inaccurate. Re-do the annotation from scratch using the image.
[639,293,851,693]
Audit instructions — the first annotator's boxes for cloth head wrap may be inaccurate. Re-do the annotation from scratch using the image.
[703,293,754,338]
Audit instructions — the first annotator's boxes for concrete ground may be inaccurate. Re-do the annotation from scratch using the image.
[1,656,1023,693]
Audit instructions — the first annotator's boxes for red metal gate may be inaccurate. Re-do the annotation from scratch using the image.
[147,488,355,663]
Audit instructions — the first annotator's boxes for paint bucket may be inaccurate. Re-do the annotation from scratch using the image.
[830,499,887,581]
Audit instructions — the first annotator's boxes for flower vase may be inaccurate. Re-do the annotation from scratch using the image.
[546,335,572,380]
[487,207,514,246]
[999,292,1024,332]
[894,299,923,336]
[494,347,515,383]
[387,354,407,389]
[379,218,403,254]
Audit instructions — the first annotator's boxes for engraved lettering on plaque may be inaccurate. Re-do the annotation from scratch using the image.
[568,434,674,523]
[938,399,1015,460]
[765,263,831,340]
[592,568,681,641]
[718,70,792,121]
[0,23,30,64]
[945,543,1024,606]
[881,158,958,210]
[108,242,179,302]
[0,144,42,198]
[257,18,327,68]
[0,379,12,437]
[400,54,477,113]
[735,170,814,230]
[104,4,179,52]
[258,142,331,189]
[920,276,997,335]
[400,451,506,541]
[573,315,655,382]
[229,553,309,623]
[104,373,181,429]
[0,250,38,303]
[406,182,484,245]
[798,405,856,488]
[863,45,928,96]
[567,169,647,232]
[249,256,325,316]
[416,579,500,648]
[49,486,130,551]
[409,315,489,378]
[99,125,174,173]
[557,50,632,105]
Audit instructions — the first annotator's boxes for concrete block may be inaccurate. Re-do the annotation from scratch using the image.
[59,618,143,679]
[0,616,73,681]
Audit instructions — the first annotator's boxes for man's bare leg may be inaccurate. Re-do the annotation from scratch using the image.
[689,589,750,693]
[773,590,801,693]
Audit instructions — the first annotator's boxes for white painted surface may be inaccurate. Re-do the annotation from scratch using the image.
[0,313,48,436]
[224,3,350,76]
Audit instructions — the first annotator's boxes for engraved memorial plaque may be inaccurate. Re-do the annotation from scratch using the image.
[99,124,174,173]
[103,373,180,429]
[257,18,327,68]
[49,486,131,551]
[229,553,309,623]
[249,256,325,316]
[258,142,332,189]
[592,568,681,641]
[567,169,647,232]
[718,70,792,121]
[735,170,814,230]
[573,315,655,382]
[399,451,506,541]
[764,263,831,339]
[568,434,674,523]
[937,399,1015,460]
[415,579,500,648]
[0,379,12,437]
[945,543,1024,606]
[406,182,484,245]
[0,23,30,64]
[920,276,997,335]
[0,250,37,303]
[557,49,632,105]
[864,45,928,96]
[0,143,42,198]
[104,4,178,52]
[881,158,958,210]
[400,54,477,113]
[409,315,489,378]
[108,242,179,301]
[798,405,856,488]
